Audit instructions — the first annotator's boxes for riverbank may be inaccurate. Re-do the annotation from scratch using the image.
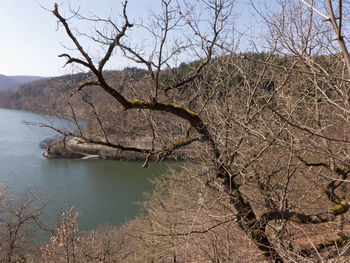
[44,137,151,161]
[0,108,169,245]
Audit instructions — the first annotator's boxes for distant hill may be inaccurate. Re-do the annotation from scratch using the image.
[0,68,148,113]
[0,74,43,91]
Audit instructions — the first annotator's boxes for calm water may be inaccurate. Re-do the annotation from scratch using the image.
[0,108,168,235]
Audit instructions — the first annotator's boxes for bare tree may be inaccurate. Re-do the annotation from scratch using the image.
[41,207,122,263]
[0,186,46,262]
[41,0,350,262]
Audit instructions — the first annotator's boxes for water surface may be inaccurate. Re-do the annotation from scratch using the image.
[0,108,168,233]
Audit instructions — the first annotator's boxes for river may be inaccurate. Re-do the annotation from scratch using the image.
[0,108,168,237]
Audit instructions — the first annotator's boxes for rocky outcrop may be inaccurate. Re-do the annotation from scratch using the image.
[43,137,148,160]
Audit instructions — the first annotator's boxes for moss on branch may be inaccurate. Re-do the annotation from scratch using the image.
[301,235,350,257]
[261,202,349,224]
[331,202,350,216]
[126,100,198,119]
[153,137,199,159]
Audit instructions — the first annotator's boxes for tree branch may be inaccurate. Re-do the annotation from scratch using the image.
[261,203,349,224]
[71,80,99,96]
[53,4,98,73]
[301,235,350,257]
[98,1,133,72]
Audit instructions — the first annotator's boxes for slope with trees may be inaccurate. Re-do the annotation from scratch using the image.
[39,0,350,261]
[2,0,350,262]
[0,74,43,92]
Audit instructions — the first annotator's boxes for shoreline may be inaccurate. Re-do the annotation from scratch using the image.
[43,136,150,161]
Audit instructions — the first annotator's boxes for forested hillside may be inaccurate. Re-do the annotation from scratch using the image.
[0,74,43,91]
[0,68,147,114]
[2,0,350,262]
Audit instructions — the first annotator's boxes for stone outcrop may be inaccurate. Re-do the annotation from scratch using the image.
[43,137,148,160]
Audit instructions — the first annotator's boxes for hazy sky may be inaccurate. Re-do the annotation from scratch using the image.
[0,0,253,77]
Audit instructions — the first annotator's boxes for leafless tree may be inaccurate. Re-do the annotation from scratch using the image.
[41,0,350,262]
[41,207,124,263]
[0,185,46,262]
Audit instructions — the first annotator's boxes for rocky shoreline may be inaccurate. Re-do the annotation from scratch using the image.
[43,137,150,161]
[42,136,193,162]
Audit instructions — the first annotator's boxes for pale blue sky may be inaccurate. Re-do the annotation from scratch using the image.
[0,0,254,77]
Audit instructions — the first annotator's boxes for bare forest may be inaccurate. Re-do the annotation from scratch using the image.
[1,0,350,262]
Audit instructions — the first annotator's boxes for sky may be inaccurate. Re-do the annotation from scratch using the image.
[0,0,254,77]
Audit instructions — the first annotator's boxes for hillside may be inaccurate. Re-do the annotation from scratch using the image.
[0,74,43,91]
[0,68,147,113]
[1,50,350,261]
[0,66,194,160]
[11,75,44,86]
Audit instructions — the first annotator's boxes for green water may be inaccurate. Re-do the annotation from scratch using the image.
[0,108,168,233]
